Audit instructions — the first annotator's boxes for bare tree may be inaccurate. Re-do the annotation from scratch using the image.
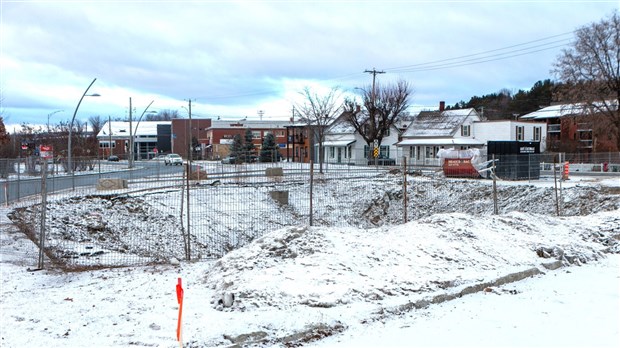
[148,109,179,121]
[552,10,620,151]
[89,115,105,137]
[343,79,412,158]
[296,86,342,173]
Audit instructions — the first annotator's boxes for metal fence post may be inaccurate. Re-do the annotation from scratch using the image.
[185,163,191,260]
[38,164,48,269]
[309,156,314,227]
[492,154,498,215]
[403,156,408,224]
[553,156,560,216]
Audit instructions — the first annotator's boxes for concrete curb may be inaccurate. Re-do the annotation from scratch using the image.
[225,263,559,347]
[383,265,547,317]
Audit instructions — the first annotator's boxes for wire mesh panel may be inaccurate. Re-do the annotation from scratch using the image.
[3,153,620,270]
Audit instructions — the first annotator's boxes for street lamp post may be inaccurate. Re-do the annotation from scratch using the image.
[130,100,155,167]
[47,110,64,133]
[68,78,99,174]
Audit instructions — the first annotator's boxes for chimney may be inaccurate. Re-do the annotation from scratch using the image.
[439,101,445,112]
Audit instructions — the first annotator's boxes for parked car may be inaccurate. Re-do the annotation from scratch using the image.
[368,155,396,166]
[152,154,167,161]
[164,154,183,166]
[107,155,119,162]
[221,156,237,164]
[259,152,282,162]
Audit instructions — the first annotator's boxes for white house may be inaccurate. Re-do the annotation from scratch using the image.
[397,107,484,166]
[474,120,547,154]
[321,115,405,165]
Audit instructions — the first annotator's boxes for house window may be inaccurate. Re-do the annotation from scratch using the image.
[252,131,261,139]
[534,127,541,141]
[461,125,471,137]
[275,130,285,137]
[516,126,524,141]
[380,146,389,158]
[425,146,433,159]
[99,141,116,148]
[329,147,335,158]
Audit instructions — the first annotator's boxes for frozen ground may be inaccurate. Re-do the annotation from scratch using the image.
[0,174,619,347]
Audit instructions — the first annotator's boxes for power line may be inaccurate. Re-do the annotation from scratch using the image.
[386,31,574,72]
[195,31,575,101]
[394,43,568,73]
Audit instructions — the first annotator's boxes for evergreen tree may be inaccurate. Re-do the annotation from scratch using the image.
[259,133,279,162]
[229,134,243,163]
[243,128,256,161]
[0,117,9,147]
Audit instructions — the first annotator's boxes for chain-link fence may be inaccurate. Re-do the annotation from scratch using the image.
[3,152,620,270]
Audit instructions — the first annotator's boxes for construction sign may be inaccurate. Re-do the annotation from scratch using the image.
[39,145,53,159]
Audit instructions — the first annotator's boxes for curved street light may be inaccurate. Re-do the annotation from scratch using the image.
[68,78,100,175]
[47,110,64,133]
[129,100,156,168]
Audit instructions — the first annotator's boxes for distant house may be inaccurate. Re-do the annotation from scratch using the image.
[397,105,484,166]
[520,102,618,153]
[474,120,547,153]
[285,122,313,163]
[321,114,405,165]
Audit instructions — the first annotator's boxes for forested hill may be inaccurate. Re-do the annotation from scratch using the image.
[445,79,555,120]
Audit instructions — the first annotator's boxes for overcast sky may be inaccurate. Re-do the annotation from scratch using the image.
[1,0,618,130]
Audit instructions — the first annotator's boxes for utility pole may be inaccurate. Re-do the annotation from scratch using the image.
[364,68,385,166]
[187,99,193,163]
[108,115,112,157]
[364,68,385,103]
[128,97,133,168]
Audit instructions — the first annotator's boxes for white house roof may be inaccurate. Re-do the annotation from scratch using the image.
[397,138,485,146]
[402,108,478,137]
[520,101,618,120]
[98,121,169,138]
[323,140,356,147]
[327,120,356,134]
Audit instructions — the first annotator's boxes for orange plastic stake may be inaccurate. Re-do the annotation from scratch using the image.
[176,278,184,347]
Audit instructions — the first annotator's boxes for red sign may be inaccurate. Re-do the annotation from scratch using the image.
[39,145,54,159]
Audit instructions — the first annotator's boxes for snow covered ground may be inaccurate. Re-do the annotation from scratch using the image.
[1,173,619,347]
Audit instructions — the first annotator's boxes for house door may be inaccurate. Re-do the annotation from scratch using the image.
[337,148,342,163]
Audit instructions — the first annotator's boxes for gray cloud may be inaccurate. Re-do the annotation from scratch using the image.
[2,1,618,126]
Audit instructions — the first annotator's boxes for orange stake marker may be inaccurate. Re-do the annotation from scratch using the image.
[176,278,184,347]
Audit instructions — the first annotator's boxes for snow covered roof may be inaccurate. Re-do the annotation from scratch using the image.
[520,101,618,120]
[402,108,479,138]
[208,120,293,130]
[327,121,356,134]
[97,121,170,138]
[322,140,356,147]
[397,137,485,146]
[326,113,406,135]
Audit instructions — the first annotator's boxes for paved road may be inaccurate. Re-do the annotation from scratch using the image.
[0,160,184,205]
